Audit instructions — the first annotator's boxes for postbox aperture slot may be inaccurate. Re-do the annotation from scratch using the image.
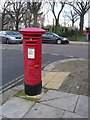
[26,41,37,43]
[23,36,41,39]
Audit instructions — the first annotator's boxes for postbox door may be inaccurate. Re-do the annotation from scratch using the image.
[24,38,42,85]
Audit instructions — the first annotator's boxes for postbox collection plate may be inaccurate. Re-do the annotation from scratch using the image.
[28,48,35,59]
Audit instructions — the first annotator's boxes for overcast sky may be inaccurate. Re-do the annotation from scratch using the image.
[43,2,88,29]
[0,0,88,29]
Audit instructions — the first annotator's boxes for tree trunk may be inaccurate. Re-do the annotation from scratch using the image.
[28,20,31,27]
[55,18,59,33]
[16,21,19,31]
[72,19,74,27]
[33,12,38,27]
[79,15,84,34]
[24,20,28,28]
[2,24,3,31]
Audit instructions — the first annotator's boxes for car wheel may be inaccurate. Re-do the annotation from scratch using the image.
[57,39,61,44]
[6,39,10,44]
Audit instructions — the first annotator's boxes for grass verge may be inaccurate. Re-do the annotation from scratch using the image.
[69,34,85,41]
[15,90,41,101]
[15,88,49,102]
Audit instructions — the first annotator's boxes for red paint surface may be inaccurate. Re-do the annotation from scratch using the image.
[19,28,45,85]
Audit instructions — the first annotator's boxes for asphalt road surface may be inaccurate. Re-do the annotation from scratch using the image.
[0,43,88,93]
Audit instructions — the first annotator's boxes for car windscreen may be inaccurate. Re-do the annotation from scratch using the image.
[53,33,60,37]
[6,31,20,35]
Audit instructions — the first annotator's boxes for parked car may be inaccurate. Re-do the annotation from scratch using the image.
[0,31,23,44]
[42,32,69,44]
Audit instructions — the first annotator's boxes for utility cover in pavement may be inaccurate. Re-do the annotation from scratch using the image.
[43,72,70,89]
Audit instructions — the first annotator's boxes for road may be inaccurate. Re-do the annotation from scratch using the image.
[42,43,88,59]
[0,43,88,93]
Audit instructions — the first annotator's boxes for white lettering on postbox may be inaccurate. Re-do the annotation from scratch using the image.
[28,48,35,59]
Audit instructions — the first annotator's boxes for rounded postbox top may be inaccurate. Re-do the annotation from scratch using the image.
[19,27,46,35]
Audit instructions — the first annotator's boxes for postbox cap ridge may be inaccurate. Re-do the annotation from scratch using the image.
[19,27,46,33]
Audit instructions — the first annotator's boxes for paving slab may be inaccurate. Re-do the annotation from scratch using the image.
[45,81,62,89]
[40,90,79,112]
[23,103,64,118]
[0,108,2,118]
[62,111,87,118]
[0,115,2,119]
[0,97,35,118]
[42,72,57,86]
[0,115,3,119]
[43,72,70,89]
[0,95,2,106]
[40,90,77,101]
[0,115,6,119]
[75,95,88,117]
[0,89,19,105]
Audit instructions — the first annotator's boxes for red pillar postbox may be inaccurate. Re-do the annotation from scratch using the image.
[19,27,45,96]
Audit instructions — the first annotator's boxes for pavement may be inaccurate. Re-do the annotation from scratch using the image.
[0,58,89,119]
[69,41,89,45]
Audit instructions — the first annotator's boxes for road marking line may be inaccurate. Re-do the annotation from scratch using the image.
[0,75,24,89]
[69,56,74,58]
[51,54,59,56]
[0,78,24,94]
[0,64,46,93]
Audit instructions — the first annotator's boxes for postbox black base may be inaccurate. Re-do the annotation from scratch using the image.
[24,82,42,96]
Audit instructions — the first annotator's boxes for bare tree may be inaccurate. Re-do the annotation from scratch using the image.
[38,4,50,28]
[1,2,12,30]
[37,14,45,28]
[49,0,66,32]
[23,9,32,28]
[65,8,79,27]
[6,0,27,31]
[68,0,90,33]
[27,2,43,27]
